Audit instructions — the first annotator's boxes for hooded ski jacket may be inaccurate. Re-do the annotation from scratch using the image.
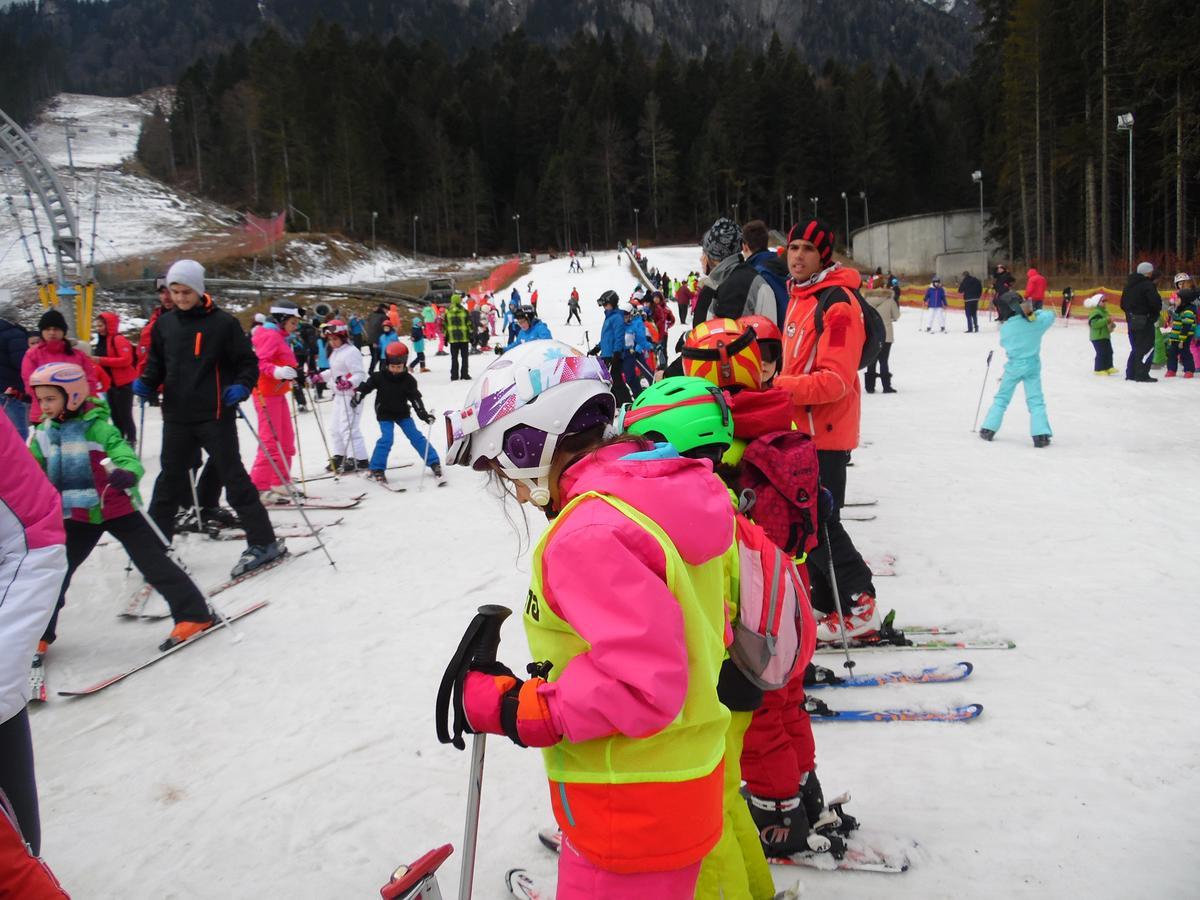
[1025,268,1047,303]
[1087,304,1113,341]
[93,312,137,388]
[135,304,168,376]
[444,296,471,343]
[695,254,741,322]
[139,296,259,424]
[599,308,626,357]
[775,264,865,451]
[252,321,299,398]
[508,319,552,349]
[30,398,142,524]
[527,442,731,873]
[0,415,65,725]
[0,315,28,394]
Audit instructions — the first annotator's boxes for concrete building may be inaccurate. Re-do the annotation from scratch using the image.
[850,208,1001,280]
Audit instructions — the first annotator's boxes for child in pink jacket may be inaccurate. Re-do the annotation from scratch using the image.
[446,340,732,899]
[249,303,301,499]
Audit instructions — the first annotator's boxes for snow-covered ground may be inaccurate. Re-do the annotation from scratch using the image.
[29,246,1198,899]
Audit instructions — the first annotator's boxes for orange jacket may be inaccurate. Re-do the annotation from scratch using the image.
[775,265,864,451]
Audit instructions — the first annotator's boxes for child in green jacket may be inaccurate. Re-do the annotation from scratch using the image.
[1083,293,1117,375]
[28,362,212,654]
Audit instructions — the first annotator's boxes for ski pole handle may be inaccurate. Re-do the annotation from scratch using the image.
[436,605,512,750]
[469,604,510,668]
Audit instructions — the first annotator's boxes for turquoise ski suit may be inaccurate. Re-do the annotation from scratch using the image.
[981,308,1055,437]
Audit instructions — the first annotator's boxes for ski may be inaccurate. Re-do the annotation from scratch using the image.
[843,514,876,522]
[264,493,366,510]
[506,868,549,899]
[59,601,269,697]
[770,836,910,873]
[844,500,878,507]
[207,518,344,540]
[300,463,412,483]
[816,637,1013,652]
[29,653,47,703]
[808,661,973,689]
[806,695,983,722]
[363,476,407,494]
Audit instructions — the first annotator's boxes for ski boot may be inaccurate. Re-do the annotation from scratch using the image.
[326,455,344,473]
[259,485,291,506]
[803,662,845,687]
[201,507,241,531]
[230,540,287,578]
[743,790,821,858]
[369,469,388,483]
[356,459,370,470]
[431,463,444,478]
[816,593,881,642]
[159,617,215,652]
[979,428,996,441]
[1032,434,1051,448]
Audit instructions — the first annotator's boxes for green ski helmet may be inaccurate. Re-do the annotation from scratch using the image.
[619,376,733,455]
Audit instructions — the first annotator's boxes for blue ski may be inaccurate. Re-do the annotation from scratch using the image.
[808,661,973,689]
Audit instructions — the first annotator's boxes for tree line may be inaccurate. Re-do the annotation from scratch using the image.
[133,4,1195,274]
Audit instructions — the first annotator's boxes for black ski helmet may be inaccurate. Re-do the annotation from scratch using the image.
[995,291,1024,322]
[598,290,620,308]
[270,299,301,325]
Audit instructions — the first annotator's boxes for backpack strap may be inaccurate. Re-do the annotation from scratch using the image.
[804,285,852,374]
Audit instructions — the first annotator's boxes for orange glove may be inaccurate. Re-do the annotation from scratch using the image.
[463,663,561,748]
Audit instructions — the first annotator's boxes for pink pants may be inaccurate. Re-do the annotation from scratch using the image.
[556,838,700,899]
[250,393,295,489]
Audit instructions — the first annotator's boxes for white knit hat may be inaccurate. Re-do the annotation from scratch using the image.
[1083,293,1105,309]
[1136,261,1154,277]
[166,259,205,296]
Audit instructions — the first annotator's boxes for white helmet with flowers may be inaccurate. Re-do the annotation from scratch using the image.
[444,339,614,507]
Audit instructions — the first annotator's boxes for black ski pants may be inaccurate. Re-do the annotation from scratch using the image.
[43,514,210,643]
[566,308,582,324]
[606,354,632,406]
[1091,339,1114,372]
[150,414,275,546]
[368,343,381,374]
[107,383,136,445]
[0,709,40,855]
[449,342,470,379]
[1125,315,1156,380]
[865,342,893,392]
[677,301,688,325]
[804,449,875,614]
[964,300,980,332]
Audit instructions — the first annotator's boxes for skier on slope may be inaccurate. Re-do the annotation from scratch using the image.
[310,320,368,472]
[352,342,441,482]
[506,305,552,350]
[250,301,302,503]
[132,260,283,578]
[445,340,732,899]
[979,293,1055,446]
[28,363,213,650]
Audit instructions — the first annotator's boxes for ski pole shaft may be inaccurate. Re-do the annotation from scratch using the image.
[188,466,203,528]
[136,398,146,460]
[303,380,338,476]
[971,350,994,432]
[821,521,856,677]
[291,391,306,492]
[417,411,437,492]
[236,406,337,569]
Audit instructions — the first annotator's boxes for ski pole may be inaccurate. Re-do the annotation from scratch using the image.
[236,406,337,569]
[435,605,512,900]
[417,411,437,492]
[136,397,146,460]
[291,392,306,492]
[971,350,995,432]
[821,522,856,678]
[256,389,316,541]
[99,458,238,636]
[188,466,204,531]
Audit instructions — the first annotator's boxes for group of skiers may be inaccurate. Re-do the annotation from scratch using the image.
[446,214,897,899]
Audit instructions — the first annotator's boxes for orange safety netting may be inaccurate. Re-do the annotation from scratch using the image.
[468,258,522,300]
[240,211,287,251]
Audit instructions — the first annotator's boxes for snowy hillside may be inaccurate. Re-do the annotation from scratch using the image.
[29,246,1198,898]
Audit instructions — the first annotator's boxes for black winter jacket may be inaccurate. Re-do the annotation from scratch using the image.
[140,296,259,423]
[1119,273,1163,319]
[0,316,29,393]
[356,369,430,422]
[960,275,983,300]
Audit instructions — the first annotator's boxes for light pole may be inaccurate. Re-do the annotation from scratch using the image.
[971,170,985,277]
[786,194,794,224]
[840,191,850,257]
[412,214,419,259]
[859,191,870,228]
[288,204,310,232]
[633,207,639,247]
[1117,112,1134,271]
[810,196,818,217]
[371,210,378,279]
[512,212,521,256]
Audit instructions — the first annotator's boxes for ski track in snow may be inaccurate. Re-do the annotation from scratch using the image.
[30,244,1199,898]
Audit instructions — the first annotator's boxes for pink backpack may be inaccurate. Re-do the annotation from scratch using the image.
[736,430,821,559]
[729,513,816,690]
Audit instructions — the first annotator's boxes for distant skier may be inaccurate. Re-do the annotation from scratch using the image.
[1083,293,1117,374]
[506,305,551,350]
[352,343,441,482]
[249,301,301,503]
[923,277,948,332]
[566,288,581,324]
[979,293,1055,446]
[311,320,367,472]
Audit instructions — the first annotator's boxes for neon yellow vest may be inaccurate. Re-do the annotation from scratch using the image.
[525,491,730,785]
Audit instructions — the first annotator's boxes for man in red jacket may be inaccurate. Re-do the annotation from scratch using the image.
[1026,266,1048,311]
[775,219,879,640]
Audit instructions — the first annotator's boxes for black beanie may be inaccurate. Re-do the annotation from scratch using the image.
[38,308,69,333]
[787,219,836,268]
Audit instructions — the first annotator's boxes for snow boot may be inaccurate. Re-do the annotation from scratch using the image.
[230,540,287,579]
[326,455,344,472]
[431,463,444,478]
[1164,370,1177,377]
[979,428,995,441]
[356,459,369,470]
[1185,372,1195,379]
[1032,434,1051,448]
[159,617,215,651]
[816,593,881,642]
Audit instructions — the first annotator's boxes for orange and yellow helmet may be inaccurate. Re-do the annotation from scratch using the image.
[680,318,763,391]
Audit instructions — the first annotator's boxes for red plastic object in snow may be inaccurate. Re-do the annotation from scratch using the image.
[381,844,454,900]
